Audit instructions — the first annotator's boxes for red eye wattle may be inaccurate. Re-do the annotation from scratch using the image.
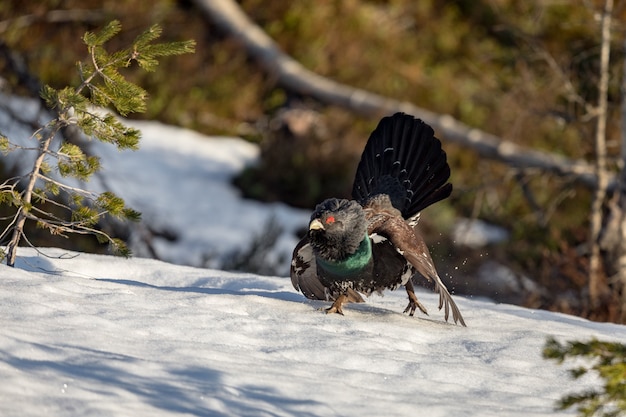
[325,216,335,224]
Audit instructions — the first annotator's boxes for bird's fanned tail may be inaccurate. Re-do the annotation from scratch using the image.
[352,112,452,219]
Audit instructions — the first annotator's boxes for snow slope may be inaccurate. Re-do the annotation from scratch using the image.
[1,247,625,417]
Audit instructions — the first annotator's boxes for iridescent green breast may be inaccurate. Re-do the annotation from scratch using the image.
[316,235,372,278]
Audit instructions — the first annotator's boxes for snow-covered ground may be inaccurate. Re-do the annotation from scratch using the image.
[1,247,625,417]
[1,97,626,416]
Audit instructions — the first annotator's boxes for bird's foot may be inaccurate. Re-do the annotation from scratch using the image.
[325,294,348,315]
[404,294,428,317]
[325,305,344,315]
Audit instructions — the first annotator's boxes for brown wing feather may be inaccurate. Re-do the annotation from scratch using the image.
[365,203,466,326]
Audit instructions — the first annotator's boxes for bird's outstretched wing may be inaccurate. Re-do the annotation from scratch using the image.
[290,237,327,301]
[403,246,466,327]
[366,205,466,326]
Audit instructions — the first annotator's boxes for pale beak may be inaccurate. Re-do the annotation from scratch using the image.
[309,218,324,231]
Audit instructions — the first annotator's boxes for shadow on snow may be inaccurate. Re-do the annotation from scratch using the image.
[1,338,323,417]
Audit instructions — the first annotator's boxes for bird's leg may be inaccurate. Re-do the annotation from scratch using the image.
[325,294,349,315]
[325,289,364,315]
[404,280,429,316]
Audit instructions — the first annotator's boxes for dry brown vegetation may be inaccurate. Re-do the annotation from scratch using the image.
[2,0,626,322]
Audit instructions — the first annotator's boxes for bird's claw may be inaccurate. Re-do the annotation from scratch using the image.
[403,299,428,317]
[324,294,348,315]
[325,305,344,315]
[404,282,429,317]
[403,302,416,316]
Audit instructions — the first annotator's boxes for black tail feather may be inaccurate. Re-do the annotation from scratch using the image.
[352,112,452,219]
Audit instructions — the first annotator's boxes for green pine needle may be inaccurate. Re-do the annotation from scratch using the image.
[544,337,626,417]
[109,238,132,258]
[83,20,122,48]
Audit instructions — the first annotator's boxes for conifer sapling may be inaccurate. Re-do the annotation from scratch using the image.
[0,20,195,266]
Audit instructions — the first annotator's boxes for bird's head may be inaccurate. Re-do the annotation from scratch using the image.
[308,198,368,262]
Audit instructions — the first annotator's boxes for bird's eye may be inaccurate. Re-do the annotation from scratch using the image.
[325,216,335,224]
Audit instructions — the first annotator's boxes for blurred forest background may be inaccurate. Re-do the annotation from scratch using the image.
[1,0,626,323]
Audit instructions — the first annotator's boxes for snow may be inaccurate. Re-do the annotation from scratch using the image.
[92,118,308,270]
[1,247,625,417]
[1,98,626,416]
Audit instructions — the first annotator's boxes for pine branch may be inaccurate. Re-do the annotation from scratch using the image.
[544,337,626,417]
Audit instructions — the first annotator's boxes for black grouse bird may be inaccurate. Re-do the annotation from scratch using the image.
[290,112,466,326]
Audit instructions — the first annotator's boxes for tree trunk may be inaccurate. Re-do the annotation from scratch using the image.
[5,133,55,266]
[615,34,626,324]
[589,0,613,311]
